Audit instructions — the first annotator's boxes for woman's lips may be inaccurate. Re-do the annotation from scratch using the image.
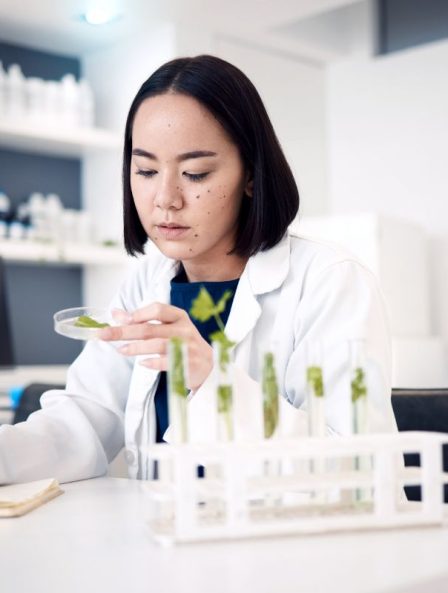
[157,225,190,239]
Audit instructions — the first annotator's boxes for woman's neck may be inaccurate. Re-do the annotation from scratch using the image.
[182,255,248,282]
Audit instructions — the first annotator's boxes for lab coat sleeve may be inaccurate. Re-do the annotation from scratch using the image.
[0,340,132,485]
[0,269,145,485]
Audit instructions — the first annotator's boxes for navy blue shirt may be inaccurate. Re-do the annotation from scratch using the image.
[154,267,239,442]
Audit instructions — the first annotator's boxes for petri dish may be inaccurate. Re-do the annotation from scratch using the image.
[54,307,114,341]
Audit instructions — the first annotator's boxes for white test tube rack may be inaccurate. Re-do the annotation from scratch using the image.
[141,431,448,545]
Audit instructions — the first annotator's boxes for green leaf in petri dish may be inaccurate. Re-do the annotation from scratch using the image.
[74,315,110,329]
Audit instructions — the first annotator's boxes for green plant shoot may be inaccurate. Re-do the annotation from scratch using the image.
[190,287,235,424]
[306,366,324,397]
[262,352,279,438]
[169,337,188,399]
[351,367,367,403]
[190,286,235,371]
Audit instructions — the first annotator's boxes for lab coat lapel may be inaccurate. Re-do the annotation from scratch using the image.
[224,271,261,348]
[225,232,291,350]
[126,257,178,443]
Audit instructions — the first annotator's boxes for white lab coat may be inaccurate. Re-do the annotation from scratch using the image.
[0,231,397,484]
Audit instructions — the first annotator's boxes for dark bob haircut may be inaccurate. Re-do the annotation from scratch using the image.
[123,54,300,258]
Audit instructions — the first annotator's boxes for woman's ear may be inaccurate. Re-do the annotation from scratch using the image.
[244,175,254,198]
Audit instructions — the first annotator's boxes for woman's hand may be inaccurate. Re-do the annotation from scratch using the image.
[98,303,214,392]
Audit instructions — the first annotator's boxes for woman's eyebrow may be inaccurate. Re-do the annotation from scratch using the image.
[176,150,218,161]
[132,148,217,161]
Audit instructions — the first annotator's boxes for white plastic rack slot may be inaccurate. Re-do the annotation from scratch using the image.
[142,431,448,545]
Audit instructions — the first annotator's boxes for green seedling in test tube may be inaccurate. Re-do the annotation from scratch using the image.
[168,337,189,443]
[262,352,279,438]
[190,286,235,441]
[306,366,324,397]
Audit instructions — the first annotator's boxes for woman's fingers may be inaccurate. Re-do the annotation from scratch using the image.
[139,355,167,371]
[118,338,167,357]
[111,308,133,324]
[99,321,187,342]
[131,302,187,324]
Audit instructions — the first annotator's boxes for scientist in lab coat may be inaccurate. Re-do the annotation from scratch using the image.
[0,55,397,484]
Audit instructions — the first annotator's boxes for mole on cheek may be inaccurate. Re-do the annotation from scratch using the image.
[196,194,200,199]
[194,234,199,237]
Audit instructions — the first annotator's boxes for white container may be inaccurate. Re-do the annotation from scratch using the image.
[0,191,11,221]
[46,193,63,243]
[8,221,26,240]
[43,80,62,126]
[28,192,47,241]
[78,79,94,127]
[60,74,79,127]
[26,77,45,124]
[0,61,6,119]
[6,64,26,120]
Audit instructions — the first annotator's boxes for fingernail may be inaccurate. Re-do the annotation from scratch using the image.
[118,345,129,354]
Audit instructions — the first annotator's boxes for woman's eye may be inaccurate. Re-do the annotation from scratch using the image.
[135,169,157,178]
[183,172,209,182]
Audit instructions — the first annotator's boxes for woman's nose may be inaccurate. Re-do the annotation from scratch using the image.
[153,174,183,210]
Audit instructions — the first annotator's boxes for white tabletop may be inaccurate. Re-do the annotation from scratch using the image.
[0,365,68,392]
[1,477,448,593]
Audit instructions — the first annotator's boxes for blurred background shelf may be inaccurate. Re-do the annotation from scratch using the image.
[0,119,122,158]
[0,239,128,265]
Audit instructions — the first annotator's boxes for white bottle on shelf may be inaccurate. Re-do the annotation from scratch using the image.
[26,77,45,125]
[46,193,63,244]
[43,80,62,127]
[0,191,11,239]
[78,79,94,128]
[28,192,47,241]
[60,74,79,127]
[0,61,6,120]
[6,63,26,121]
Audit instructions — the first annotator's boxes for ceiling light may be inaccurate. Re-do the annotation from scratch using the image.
[81,8,122,26]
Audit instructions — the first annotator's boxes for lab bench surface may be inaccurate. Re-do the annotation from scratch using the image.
[1,477,448,593]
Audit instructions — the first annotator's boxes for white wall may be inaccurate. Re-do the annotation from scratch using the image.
[327,39,448,342]
[216,38,328,217]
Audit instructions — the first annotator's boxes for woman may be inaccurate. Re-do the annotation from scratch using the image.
[0,55,397,484]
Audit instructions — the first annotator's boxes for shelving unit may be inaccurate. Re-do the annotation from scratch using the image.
[0,119,122,158]
[0,239,128,266]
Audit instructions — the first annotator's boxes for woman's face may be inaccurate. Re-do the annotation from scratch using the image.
[130,93,251,274]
